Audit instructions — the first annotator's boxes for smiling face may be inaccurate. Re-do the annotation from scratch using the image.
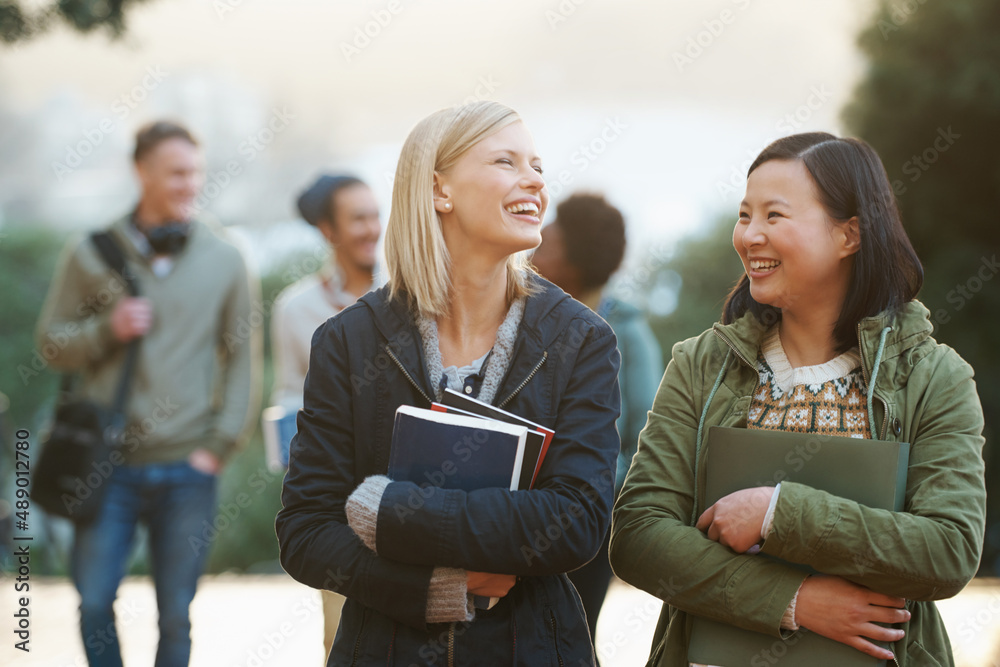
[135,137,204,223]
[434,121,548,260]
[734,158,859,317]
[320,183,381,272]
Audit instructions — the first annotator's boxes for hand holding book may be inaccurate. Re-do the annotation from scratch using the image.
[385,404,540,613]
[466,571,516,598]
[795,575,908,663]
[687,426,911,666]
[696,486,775,553]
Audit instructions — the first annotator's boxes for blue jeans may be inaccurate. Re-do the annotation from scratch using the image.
[71,460,218,667]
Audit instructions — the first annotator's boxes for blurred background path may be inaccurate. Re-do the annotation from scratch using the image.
[4,575,999,666]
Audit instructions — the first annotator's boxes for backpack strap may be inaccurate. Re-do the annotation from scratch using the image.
[91,231,140,297]
[88,231,142,443]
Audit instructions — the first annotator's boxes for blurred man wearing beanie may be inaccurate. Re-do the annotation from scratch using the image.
[270,174,382,661]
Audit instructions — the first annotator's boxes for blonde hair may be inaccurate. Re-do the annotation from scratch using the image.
[384,101,539,317]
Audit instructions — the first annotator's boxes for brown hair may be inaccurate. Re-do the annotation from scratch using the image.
[554,193,626,290]
[133,120,199,163]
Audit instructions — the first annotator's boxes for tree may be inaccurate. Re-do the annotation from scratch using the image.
[647,216,744,354]
[843,0,1000,574]
[0,0,153,44]
[0,226,63,430]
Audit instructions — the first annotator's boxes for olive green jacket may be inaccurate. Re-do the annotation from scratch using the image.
[609,301,986,667]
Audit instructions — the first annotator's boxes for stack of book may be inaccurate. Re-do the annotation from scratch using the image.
[388,388,554,492]
[387,389,556,611]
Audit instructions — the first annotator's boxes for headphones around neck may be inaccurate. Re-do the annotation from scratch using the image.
[132,211,190,256]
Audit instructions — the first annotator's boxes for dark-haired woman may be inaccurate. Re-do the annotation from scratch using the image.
[610,132,985,667]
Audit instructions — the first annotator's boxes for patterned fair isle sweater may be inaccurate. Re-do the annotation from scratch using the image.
[748,327,871,438]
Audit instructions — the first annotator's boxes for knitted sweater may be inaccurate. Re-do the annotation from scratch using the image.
[749,327,870,438]
[35,215,262,464]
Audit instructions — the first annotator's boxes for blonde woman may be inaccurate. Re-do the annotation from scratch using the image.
[276,101,621,666]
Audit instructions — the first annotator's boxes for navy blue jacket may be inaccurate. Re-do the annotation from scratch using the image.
[276,276,622,666]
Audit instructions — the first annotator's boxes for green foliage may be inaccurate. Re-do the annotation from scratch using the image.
[842,0,1000,373]
[843,0,1000,572]
[0,225,63,431]
[201,432,287,574]
[0,227,68,575]
[0,0,153,44]
[648,216,744,352]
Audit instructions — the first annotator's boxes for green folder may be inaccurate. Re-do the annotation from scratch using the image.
[687,426,910,667]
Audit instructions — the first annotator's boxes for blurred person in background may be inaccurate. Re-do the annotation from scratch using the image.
[269,173,382,661]
[276,101,622,665]
[531,192,664,663]
[36,120,261,667]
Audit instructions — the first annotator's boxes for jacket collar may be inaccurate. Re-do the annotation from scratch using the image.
[712,300,935,379]
[358,274,579,404]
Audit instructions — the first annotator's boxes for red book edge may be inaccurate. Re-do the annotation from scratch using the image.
[530,428,554,489]
[431,402,553,489]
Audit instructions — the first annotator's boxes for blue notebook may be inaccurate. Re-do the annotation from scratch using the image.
[388,405,529,493]
[261,405,298,471]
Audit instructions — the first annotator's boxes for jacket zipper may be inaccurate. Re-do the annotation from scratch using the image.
[712,329,755,370]
[385,346,434,405]
[856,323,891,440]
[349,608,366,667]
[447,622,455,667]
[388,343,546,410]
[547,609,565,667]
[497,351,548,408]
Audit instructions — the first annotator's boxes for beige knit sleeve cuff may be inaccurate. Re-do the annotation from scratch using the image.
[345,475,392,552]
[780,582,803,632]
[426,567,475,624]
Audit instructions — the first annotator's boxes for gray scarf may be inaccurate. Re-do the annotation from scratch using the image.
[415,297,526,405]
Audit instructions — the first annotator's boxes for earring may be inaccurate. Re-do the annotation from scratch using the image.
[443,202,452,211]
